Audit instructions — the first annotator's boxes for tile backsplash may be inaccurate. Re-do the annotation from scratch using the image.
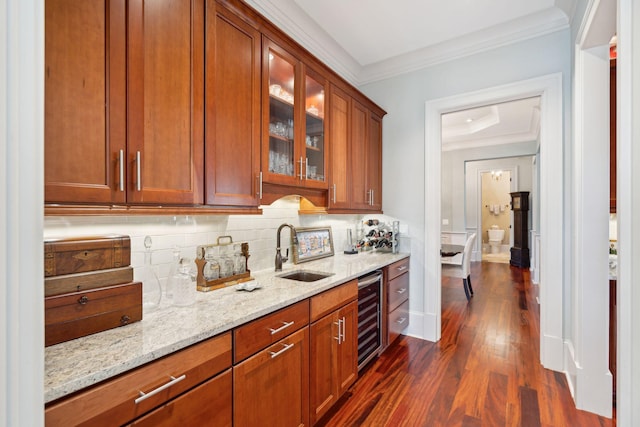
[44,197,406,290]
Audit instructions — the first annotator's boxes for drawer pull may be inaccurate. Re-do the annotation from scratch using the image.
[77,295,89,305]
[396,265,408,272]
[134,374,186,404]
[269,342,294,359]
[396,317,407,325]
[269,321,294,335]
[396,288,407,295]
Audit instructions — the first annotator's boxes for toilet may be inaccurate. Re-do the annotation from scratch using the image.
[488,225,505,254]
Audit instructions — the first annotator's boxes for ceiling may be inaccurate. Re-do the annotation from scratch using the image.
[245,0,575,85]
[244,0,564,149]
[441,97,541,151]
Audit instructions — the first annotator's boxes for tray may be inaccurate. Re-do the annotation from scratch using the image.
[195,236,252,292]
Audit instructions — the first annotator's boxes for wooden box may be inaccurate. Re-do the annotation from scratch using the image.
[45,282,142,347]
[45,266,134,297]
[44,235,131,277]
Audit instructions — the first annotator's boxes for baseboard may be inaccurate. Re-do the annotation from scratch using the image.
[563,340,612,417]
[421,310,440,342]
[541,333,564,371]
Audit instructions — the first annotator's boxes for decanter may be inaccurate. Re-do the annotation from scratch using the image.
[141,236,162,312]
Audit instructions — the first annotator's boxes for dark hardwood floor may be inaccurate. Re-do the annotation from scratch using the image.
[322,261,614,426]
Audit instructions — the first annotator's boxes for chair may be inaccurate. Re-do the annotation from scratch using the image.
[442,233,477,301]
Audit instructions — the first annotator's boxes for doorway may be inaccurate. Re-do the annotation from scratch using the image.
[480,169,511,263]
[424,74,564,373]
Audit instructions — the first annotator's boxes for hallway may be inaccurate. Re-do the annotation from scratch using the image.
[322,262,614,426]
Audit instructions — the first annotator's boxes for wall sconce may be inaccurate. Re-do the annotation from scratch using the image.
[491,170,503,181]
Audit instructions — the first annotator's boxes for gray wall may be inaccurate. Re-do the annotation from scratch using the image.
[360,29,571,316]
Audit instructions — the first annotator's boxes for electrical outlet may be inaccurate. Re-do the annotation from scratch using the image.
[442,219,449,225]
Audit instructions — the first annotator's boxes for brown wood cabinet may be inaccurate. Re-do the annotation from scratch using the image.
[327,84,385,213]
[327,84,351,210]
[368,113,384,212]
[384,257,410,348]
[309,281,358,425]
[44,0,127,205]
[126,369,232,427]
[261,38,328,192]
[233,327,310,427]
[45,332,232,426]
[45,0,205,207]
[44,0,385,214]
[127,0,204,205]
[205,2,261,207]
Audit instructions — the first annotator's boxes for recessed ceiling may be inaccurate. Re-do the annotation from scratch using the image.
[244,0,573,85]
[441,97,541,151]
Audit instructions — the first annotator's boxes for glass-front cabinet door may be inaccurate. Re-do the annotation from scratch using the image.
[303,70,327,188]
[262,37,327,189]
[264,41,296,183]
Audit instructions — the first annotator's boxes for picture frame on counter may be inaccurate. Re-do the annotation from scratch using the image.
[292,226,334,264]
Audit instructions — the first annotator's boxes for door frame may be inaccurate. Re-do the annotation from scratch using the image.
[423,73,565,372]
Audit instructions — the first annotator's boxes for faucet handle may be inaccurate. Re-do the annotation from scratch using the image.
[283,248,289,263]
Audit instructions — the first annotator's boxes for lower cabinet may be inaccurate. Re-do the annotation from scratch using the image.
[385,257,410,348]
[233,327,310,427]
[309,281,358,425]
[126,369,232,427]
[45,332,232,426]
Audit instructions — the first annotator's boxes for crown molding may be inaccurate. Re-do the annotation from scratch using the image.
[359,8,570,85]
[244,1,570,87]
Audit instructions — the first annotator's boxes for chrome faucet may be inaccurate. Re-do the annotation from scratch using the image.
[275,223,296,271]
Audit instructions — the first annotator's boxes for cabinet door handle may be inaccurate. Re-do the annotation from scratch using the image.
[118,149,124,192]
[370,189,375,206]
[334,319,342,343]
[134,374,186,404]
[256,172,263,199]
[135,151,141,191]
[332,184,337,204]
[269,342,294,359]
[299,157,304,181]
[396,288,407,294]
[397,266,408,272]
[269,320,294,335]
[396,317,407,325]
[305,157,309,180]
[77,295,89,305]
[341,316,346,343]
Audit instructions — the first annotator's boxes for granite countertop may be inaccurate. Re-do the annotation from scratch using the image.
[45,251,410,404]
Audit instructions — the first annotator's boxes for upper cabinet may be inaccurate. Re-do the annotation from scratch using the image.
[262,38,328,190]
[44,0,383,214]
[127,0,204,205]
[328,84,384,213]
[45,0,127,205]
[205,2,261,207]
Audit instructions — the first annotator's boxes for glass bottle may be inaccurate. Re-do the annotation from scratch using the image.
[165,245,181,302]
[173,258,196,307]
[203,247,220,281]
[233,244,246,275]
[141,236,162,312]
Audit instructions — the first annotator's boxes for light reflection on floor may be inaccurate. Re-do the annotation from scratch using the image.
[482,251,510,264]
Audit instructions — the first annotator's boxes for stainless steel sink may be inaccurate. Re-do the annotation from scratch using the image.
[277,270,334,282]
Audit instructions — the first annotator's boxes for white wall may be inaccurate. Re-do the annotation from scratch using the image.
[360,29,571,331]
[2,1,44,426]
